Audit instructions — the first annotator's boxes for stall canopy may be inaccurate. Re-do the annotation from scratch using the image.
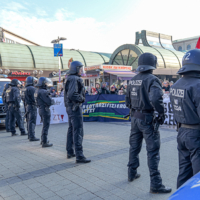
[104,70,136,79]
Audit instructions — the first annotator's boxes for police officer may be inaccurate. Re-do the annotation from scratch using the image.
[24,76,40,142]
[126,53,171,193]
[64,61,91,163]
[2,83,10,132]
[170,49,200,188]
[6,79,27,136]
[34,77,54,147]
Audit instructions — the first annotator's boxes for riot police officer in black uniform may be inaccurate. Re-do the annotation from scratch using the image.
[126,53,171,193]
[35,77,54,147]
[2,83,10,132]
[6,79,27,136]
[170,49,200,188]
[64,61,91,163]
[24,76,39,142]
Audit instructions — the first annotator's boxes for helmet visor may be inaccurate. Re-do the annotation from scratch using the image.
[44,78,53,87]
[33,77,38,85]
[17,80,22,87]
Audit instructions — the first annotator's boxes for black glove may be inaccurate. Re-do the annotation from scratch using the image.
[157,113,165,125]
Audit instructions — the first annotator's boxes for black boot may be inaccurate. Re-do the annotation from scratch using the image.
[40,140,49,145]
[42,143,53,148]
[128,173,141,182]
[11,133,18,136]
[128,167,140,182]
[67,154,75,159]
[150,185,172,194]
[21,132,28,136]
[76,157,91,163]
[29,137,40,142]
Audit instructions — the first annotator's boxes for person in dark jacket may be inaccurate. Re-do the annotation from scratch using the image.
[110,86,117,94]
[99,83,110,94]
[126,53,171,194]
[170,49,200,188]
[24,76,40,142]
[64,61,91,163]
[6,79,27,136]
[34,77,54,147]
[2,83,10,132]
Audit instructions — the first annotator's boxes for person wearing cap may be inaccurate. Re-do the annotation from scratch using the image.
[126,53,171,193]
[170,49,200,188]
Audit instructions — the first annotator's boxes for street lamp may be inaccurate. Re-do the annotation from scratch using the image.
[51,37,67,82]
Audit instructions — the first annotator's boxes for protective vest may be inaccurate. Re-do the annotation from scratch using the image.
[170,75,200,124]
[126,72,164,114]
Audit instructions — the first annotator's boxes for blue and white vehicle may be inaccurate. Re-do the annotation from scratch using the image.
[0,75,25,125]
[168,172,200,200]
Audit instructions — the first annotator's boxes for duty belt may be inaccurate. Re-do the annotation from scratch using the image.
[180,124,200,130]
[132,109,154,121]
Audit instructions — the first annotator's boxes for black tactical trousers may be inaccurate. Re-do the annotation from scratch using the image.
[128,117,162,188]
[5,104,10,132]
[66,106,84,159]
[27,105,37,139]
[39,107,50,144]
[177,127,200,188]
[8,104,25,134]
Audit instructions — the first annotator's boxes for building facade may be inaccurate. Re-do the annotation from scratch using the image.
[173,36,199,51]
[109,30,185,81]
[0,27,40,46]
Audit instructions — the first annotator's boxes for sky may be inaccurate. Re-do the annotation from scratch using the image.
[0,0,200,53]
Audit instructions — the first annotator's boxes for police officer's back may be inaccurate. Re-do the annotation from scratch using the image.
[64,61,91,163]
[170,49,200,188]
[24,76,39,142]
[2,83,10,132]
[35,77,54,147]
[126,53,171,193]
[6,79,27,136]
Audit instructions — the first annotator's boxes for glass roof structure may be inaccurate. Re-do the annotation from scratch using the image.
[0,43,111,70]
[109,44,185,74]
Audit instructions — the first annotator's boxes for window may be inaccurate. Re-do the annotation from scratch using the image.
[187,44,191,50]
[178,46,182,51]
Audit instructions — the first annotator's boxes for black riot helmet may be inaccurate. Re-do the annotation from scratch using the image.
[68,61,84,76]
[25,76,38,86]
[4,83,9,91]
[36,77,53,88]
[136,53,157,73]
[177,49,200,74]
[9,79,22,87]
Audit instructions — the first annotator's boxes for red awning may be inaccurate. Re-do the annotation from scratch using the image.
[8,77,27,81]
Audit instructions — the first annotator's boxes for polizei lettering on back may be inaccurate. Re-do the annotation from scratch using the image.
[170,88,184,98]
[129,80,143,86]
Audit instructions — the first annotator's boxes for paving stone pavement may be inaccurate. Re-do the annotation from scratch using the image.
[0,122,178,200]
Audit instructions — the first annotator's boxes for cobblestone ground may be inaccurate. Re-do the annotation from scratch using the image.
[0,122,178,200]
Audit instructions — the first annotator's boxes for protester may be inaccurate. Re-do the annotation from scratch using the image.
[110,86,117,94]
[100,83,110,94]
[59,88,64,97]
[50,88,57,97]
[95,83,101,94]
[91,87,97,95]
[169,81,174,87]
[162,81,170,92]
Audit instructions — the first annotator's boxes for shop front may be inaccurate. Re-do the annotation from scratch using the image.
[84,65,136,91]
